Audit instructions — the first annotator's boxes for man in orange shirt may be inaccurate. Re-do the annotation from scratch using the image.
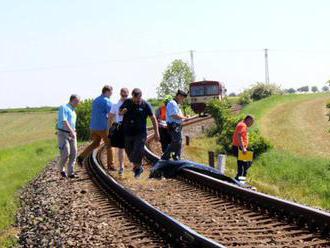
[232,115,255,184]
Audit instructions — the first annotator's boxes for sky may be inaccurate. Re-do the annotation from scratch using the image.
[0,0,330,108]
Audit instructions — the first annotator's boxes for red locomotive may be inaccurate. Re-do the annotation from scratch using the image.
[189,80,226,114]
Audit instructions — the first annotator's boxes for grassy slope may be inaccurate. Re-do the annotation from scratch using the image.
[185,93,330,210]
[0,112,57,149]
[0,110,58,246]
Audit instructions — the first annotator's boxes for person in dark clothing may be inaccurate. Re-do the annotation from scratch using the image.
[120,88,160,178]
[155,95,172,153]
[161,90,188,161]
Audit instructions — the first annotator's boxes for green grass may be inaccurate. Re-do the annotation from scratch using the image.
[0,111,57,149]
[185,93,330,210]
[0,140,58,246]
[242,93,327,125]
[0,106,57,114]
[0,108,59,246]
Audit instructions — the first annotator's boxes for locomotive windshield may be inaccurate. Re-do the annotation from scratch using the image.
[205,85,219,95]
[190,84,219,96]
[190,86,205,96]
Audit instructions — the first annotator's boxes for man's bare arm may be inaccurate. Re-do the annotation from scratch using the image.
[171,114,187,120]
[150,115,160,141]
[109,112,116,126]
[238,133,247,153]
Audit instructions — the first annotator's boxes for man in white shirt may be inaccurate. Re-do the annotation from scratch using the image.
[109,88,129,174]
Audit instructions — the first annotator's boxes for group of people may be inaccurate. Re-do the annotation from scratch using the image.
[56,84,255,184]
[56,85,189,179]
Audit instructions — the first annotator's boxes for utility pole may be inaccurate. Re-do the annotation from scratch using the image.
[190,50,196,82]
[264,48,270,84]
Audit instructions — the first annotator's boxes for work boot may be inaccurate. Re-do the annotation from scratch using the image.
[77,156,84,167]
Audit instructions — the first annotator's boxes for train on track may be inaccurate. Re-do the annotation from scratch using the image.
[189,80,226,114]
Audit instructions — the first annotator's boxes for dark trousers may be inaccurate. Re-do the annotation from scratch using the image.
[161,124,182,160]
[125,133,147,166]
[159,127,171,153]
[232,146,252,180]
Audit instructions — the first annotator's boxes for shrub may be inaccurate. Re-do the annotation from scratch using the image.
[76,99,93,141]
[326,100,330,109]
[238,91,252,106]
[148,98,163,109]
[206,99,232,132]
[182,102,196,116]
[207,99,272,157]
[249,82,282,101]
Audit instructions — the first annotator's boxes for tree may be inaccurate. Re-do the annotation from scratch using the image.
[297,86,309,92]
[285,88,296,94]
[326,80,330,86]
[311,86,318,93]
[157,59,193,98]
[228,92,236,97]
[322,86,329,92]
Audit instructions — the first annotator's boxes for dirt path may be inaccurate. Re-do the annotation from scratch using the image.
[260,95,330,157]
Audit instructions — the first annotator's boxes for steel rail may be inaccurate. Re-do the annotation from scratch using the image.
[86,148,225,248]
[144,116,330,236]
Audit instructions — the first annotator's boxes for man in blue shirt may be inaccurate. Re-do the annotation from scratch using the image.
[120,88,160,178]
[161,90,188,161]
[57,94,80,178]
[78,85,115,170]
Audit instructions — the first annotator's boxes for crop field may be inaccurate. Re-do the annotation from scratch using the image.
[0,109,58,246]
[184,93,330,210]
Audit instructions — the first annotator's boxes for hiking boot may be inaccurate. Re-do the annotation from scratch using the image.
[60,171,67,178]
[134,166,144,178]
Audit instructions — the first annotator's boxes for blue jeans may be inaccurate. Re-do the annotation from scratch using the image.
[161,123,182,160]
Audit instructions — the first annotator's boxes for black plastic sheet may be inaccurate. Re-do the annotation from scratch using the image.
[150,159,236,184]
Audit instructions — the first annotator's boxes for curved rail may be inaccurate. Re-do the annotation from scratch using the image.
[86,147,224,248]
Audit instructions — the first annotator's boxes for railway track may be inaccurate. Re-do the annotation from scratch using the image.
[86,145,223,247]
[90,116,329,247]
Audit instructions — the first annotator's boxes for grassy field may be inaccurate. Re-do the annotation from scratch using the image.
[185,93,330,210]
[0,112,57,149]
[0,109,58,247]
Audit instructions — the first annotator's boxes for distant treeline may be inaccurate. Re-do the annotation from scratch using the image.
[0,106,58,114]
